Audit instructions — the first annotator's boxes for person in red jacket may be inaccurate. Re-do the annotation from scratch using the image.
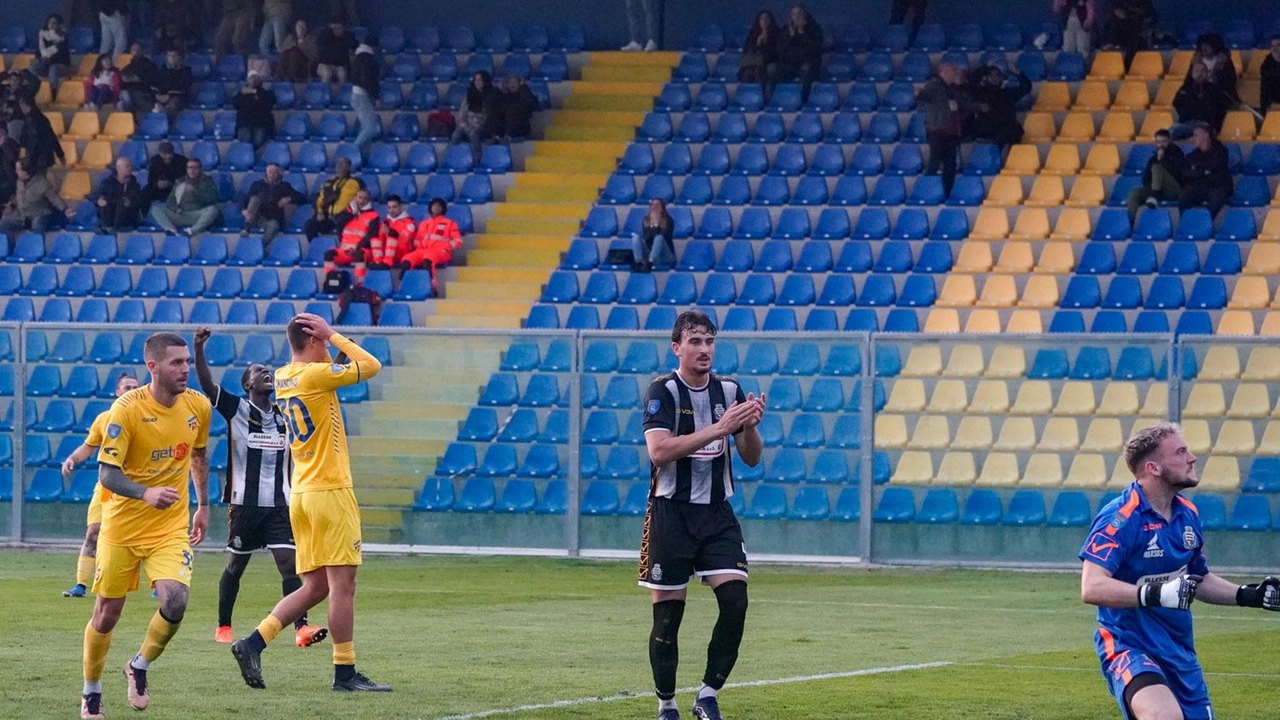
[322,188,379,282]
[398,198,462,291]
[368,194,415,270]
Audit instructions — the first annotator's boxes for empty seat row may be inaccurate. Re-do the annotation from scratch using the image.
[0,294,415,328]
[878,414,1165,455]
[881,378,1166,417]
[960,207,1280,243]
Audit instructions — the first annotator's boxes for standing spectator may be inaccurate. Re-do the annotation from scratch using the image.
[451,71,496,162]
[497,75,538,141]
[214,0,254,58]
[119,42,159,115]
[768,5,822,103]
[621,0,660,52]
[99,0,129,61]
[367,194,414,270]
[241,163,303,247]
[1054,0,1096,56]
[304,157,363,240]
[737,11,780,86]
[327,0,358,26]
[154,157,222,236]
[1104,0,1156,60]
[1179,124,1232,218]
[129,0,155,50]
[84,55,123,110]
[16,95,65,173]
[0,125,18,204]
[889,0,927,41]
[322,187,379,283]
[316,17,357,86]
[33,14,72,94]
[0,159,74,233]
[1125,129,1185,222]
[966,63,1031,149]
[142,141,188,209]
[1190,33,1239,103]
[631,198,675,273]
[155,50,194,114]
[95,157,144,233]
[1261,35,1280,114]
[350,37,380,158]
[917,62,968,196]
[259,0,292,56]
[233,73,276,149]
[1172,62,1229,139]
[278,19,318,82]
[398,197,461,293]
[154,0,196,53]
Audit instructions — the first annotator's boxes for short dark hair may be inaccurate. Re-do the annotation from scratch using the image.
[429,197,447,214]
[386,194,403,204]
[1124,422,1182,475]
[1154,128,1170,139]
[114,371,137,390]
[240,364,266,390]
[286,316,311,351]
[143,332,187,361]
[671,310,717,344]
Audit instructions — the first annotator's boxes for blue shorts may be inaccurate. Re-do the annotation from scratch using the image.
[1098,639,1214,720]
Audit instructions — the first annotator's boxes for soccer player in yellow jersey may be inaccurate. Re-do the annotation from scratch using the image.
[80,333,212,720]
[231,313,390,693]
[60,371,140,598]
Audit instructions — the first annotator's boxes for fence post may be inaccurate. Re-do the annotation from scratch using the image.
[1167,336,1181,423]
[566,330,582,557]
[11,324,25,541]
[858,332,874,563]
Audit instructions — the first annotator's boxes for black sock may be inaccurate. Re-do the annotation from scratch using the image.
[244,630,266,652]
[703,581,748,690]
[649,600,685,700]
[218,568,241,627]
[282,577,306,628]
[335,664,355,682]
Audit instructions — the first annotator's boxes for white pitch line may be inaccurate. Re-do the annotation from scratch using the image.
[964,663,1280,680]
[429,661,952,720]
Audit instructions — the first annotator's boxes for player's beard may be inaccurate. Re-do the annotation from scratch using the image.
[1160,465,1198,490]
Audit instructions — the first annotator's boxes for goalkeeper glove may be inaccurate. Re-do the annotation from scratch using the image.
[1138,574,1202,610]
[1236,577,1280,611]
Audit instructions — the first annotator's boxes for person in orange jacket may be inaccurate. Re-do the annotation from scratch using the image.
[397,198,462,291]
[367,194,416,270]
[322,188,379,283]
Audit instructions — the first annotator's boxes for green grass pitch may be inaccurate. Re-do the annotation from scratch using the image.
[4,550,1279,719]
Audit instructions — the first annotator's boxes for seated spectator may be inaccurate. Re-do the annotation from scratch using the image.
[398,197,461,293]
[451,71,496,161]
[1190,33,1239,103]
[233,73,276,149]
[316,17,357,86]
[768,5,822,103]
[917,62,968,196]
[631,198,675,273]
[322,187,379,282]
[738,10,781,85]
[154,158,221,237]
[15,95,65,173]
[278,19,318,82]
[1260,35,1280,113]
[0,159,74,233]
[1053,0,1096,56]
[1172,62,1229,139]
[497,75,538,141]
[966,63,1031,149]
[95,157,143,232]
[367,194,415,270]
[1125,128,1184,221]
[1104,0,1156,59]
[155,51,194,114]
[0,125,18,204]
[84,55,123,110]
[1179,123,1232,218]
[304,157,363,239]
[154,0,197,53]
[141,141,188,208]
[32,14,72,94]
[214,0,254,57]
[119,42,160,115]
[241,163,303,246]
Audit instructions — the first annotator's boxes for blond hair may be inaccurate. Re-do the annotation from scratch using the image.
[1123,422,1182,475]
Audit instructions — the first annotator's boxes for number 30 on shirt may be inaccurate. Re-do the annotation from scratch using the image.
[279,397,315,443]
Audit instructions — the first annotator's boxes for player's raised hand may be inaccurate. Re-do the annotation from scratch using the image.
[740,393,765,429]
[1237,577,1280,610]
[714,400,753,436]
[1139,574,1203,610]
[193,326,211,346]
[294,312,336,342]
[190,505,208,546]
[143,486,180,510]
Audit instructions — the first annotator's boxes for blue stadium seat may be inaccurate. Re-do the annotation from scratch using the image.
[1028,349,1070,379]
[1117,243,1157,275]
[917,488,960,524]
[1077,243,1117,275]
[1049,51,1086,80]
[1049,491,1092,527]
[960,489,1002,525]
[475,444,519,478]
[1143,276,1184,310]
[1232,176,1269,207]
[1189,494,1226,531]
[1070,347,1112,380]
[1004,490,1047,526]
[1228,495,1272,531]
[25,469,63,502]
[872,487,914,523]
[452,478,496,512]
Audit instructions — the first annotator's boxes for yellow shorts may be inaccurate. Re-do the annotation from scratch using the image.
[93,535,194,599]
[86,490,103,526]
[291,487,362,574]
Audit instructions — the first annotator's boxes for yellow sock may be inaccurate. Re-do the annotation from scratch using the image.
[256,615,284,645]
[139,610,181,663]
[83,623,112,683]
[76,556,95,587]
[332,641,355,666]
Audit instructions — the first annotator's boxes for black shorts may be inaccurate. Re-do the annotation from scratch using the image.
[226,505,295,554]
[638,496,748,590]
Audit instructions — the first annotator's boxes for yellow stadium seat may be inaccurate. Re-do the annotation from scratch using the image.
[59,170,90,201]
[1004,310,1043,333]
[1127,51,1165,80]
[1018,276,1060,308]
[1214,420,1257,455]
[1228,276,1271,308]
[1263,312,1280,336]
[1243,348,1280,381]
[44,111,66,136]
[1097,112,1136,142]
[908,415,951,450]
[1008,208,1051,241]
[78,140,113,170]
[874,414,909,449]
[1247,51,1269,79]
[1063,454,1108,488]
[1042,144,1081,175]
[1262,212,1280,241]
[986,346,1026,378]
[922,309,961,333]
[1260,422,1280,454]
[53,80,86,109]
[1082,419,1125,453]
[1239,79,1261,110]
[11,54,33,71]
[58,139,78,167]
[1024,175,1065,207]
[98,112,135,142]
[1097,383,1140,416]
[1034,82,1072,111]
[1198,456,1241,492]
[953,242,994,272]
[969,208,1009,241]
[885,380,928,413]
[63,111,100,141]
[1064,175,1105,207]
[35,80,53,106]
[75,53,99,77]
[1141,384,1168,418]
[902,346,943,377]
[976,275,1017,307]
[1021,453,1065,487]
[1057,112,1096,142]
[1245,244,1280,275]
[0,56,5,72]
[952,417,994,450]
[1088,51,1126,81]
[1022,112,1057,142]
[1167,50,1194,78]
[1137,110,1175,141]
[1039,417,1081,451]
[1001,144,1042,176]
[993,243,1034,274]
[983,176,1025,207]
[1216,311,1256,336]
[1220,110,1257,142]
[1074,81,1112,111]
[977,453,1020,487]
[1182,419,1212,455]
[1035,242,1076,273]
[1054,381,1097,416]
[943,345,985,377]
[1111,81,1151,111]
[1150,80,1180,111]
[969,380,1011,413]
[1259,112,1280,142]
[994,417,1037,450]
[1228,383,1271,418]
[1183,384,1226,418]
[1011,381,1053,415]
[936,276,978,308]
[1105,457,1135,488]
[1198,346,1241,380]
[936,452,977,485]
[927,379,969,413]
[1081,144,1121,176]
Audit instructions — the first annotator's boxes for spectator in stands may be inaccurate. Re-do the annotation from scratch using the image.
[214,0,254,57]
[259,0,292,56]
[738,10,780,86]
[1053,0,1096,56]
[350,36,381,158]
[328,0,359,26]
[278,19,318,82]
[621,0,660,51]
[141,141,187,209]
[0,159,74,233]
[241,163,303,247]
[889,0,927,41]
[631,198,674,273]
[33,14,72,94]
[95,157,143,233]
[119,42,159,115]
[233,72,276,149]
[154,157,221,237]
[496,75,538,142]
[1261,36,1280,114]
[154,0,196,53]
[99,0,129,60]
[16,95,65,173]
[1172,62,1229,139]
[1124,128,1184,222]
[155,50,194,114]
[768,5,822,104]
[323,187,379,282]
[367,194,414,270]
[0,125,17,204]
[304,157,363,240]
[917,62,968,196]
[84,55,123,110]
[966,63,1031,149]
[399,197,461,294]
[1190,33,1239,103]
[451,71,496,163]
[1178,123,1232,218]
[316,17,357,86]
[1103,0,1156,59]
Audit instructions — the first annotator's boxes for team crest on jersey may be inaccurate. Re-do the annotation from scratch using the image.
[1183,526,1196,550]
[231,535,241,549]
[645,399,661,416]
[187,415,198,431]
[651,563,664,582]
[713,403,724,420]
[107,423,122,438]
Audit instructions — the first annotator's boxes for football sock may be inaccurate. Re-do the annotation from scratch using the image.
[83,623,112,687]
[139,609,181,664]
[83,680,102,695]
[703,581,748,690]
[254,615,284,648]
[649,599,685,701]
[76,555,95,588]
[658,696,678,711]
[281,577,306,628]
[131,653,150,671]
[335,663,355,683]
[218,568,242,627]
[697,684,718,700]
[333,641,355,667]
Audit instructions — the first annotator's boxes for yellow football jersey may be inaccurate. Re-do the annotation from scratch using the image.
[97,386,212,547]
[85,410,112,503]
[274,333,382,494]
